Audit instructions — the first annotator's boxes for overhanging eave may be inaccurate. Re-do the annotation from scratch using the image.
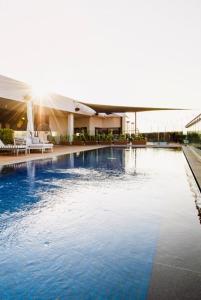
[80,102,187,113]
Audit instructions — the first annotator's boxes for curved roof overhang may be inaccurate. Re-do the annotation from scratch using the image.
[80,102,186,113]
[0,74,187,116]
[0,75,95,116]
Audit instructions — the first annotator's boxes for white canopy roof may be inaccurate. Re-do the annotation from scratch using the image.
[0,75,95,116]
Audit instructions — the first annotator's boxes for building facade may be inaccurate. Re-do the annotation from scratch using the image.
[186,113,201,134]
[0,75,135,141]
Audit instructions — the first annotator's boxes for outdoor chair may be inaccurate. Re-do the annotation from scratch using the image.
[0,139,27,156]
[26,136,54,153]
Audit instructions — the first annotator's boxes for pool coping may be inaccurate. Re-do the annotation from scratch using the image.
[0,144,182,168]
[182,145,201,193]
[0,145,108,167]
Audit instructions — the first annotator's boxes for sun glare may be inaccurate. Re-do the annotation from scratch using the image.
[31,84,50,100]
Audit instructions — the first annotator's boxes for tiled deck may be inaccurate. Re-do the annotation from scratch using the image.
[0,145,107,166]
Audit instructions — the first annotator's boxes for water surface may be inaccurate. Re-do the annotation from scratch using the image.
[0,148,200,299]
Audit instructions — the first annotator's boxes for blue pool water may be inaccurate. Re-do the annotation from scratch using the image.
[0,148,201,299]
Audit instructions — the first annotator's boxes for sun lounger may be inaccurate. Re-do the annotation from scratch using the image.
[26,137,54,153]
[0,139,27,155]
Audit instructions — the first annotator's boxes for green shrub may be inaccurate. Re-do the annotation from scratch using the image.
[97,133,106,141]
[73,133,85,141]
[106,133,113,142]
[95,134,101,141]
[0,128,14,144]
[187,133,201,144]
[60,135,70,144]
[131,134,145,141]
[119,134,127,141]
[83,135,96,141]
[47,135,57,144]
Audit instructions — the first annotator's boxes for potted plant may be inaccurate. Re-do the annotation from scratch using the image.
[72,133,85,145]
[131,134,146,145]
[85,135,98,145]
[113,134,128,145]
[60,135,71,145]
[99,133,113,145]
[97,133,104,144]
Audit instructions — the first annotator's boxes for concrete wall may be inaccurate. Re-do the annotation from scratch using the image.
[75,116,121,130]
[49,111,68,136]
[89,117,103,135]
[89,116,121,135]
[74,117,90,131]
[74,116,122,135]
[102,117,121,128]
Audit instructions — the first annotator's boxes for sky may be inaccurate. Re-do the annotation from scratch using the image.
[0,0,201,131]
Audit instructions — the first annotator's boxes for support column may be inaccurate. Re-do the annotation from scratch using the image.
[26,96,34,137]
[67,113,74,142]
[88,117,95,135]
[135,112,137,135]
[121,116,126,134]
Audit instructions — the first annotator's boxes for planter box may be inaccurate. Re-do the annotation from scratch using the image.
[85,141,98,145]
[99,141,112,145]
[113,141,128,145]
[60,141,71,146]
[72,141,85,146]
[132,140,146,145]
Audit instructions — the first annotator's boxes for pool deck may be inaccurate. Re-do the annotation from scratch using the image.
[0,145,107,166]
[182,145,201,192]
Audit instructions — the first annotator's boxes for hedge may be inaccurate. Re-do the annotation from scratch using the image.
[0,128,14,144]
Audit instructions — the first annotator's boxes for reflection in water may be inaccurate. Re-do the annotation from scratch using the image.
[0,148,135,216]
[186,165,201,224]
[0,148,201,299]
[125,147,137,174]
[0,148,137,211]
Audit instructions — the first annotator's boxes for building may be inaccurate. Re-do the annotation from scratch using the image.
[0,74,176,141]
[186,113,201,134]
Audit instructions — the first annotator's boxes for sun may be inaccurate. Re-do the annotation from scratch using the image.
[31,84,50,99]
[28,81,53,108]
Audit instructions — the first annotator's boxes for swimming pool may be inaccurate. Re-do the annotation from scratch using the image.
[0,147,201,299]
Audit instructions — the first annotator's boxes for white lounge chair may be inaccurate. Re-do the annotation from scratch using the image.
[26,136,54,153]
[0,139,27,155]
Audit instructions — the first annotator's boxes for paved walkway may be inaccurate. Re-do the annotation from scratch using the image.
[147,143,181,148]
[182,145,201,192]
[0,145,107,166]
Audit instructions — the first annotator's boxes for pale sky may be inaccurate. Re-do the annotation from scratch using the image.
[0,0,201,131]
